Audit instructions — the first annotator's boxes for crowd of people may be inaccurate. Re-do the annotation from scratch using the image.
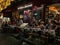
[1,15,60,45]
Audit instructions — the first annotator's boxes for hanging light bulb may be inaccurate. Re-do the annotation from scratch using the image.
[0,0,3,3]
[0,8,3,12]
[0,0,14,12]
[1,2,6,9]
[0,5,3,12]
[6,0,10,6]
[11,0,14,1]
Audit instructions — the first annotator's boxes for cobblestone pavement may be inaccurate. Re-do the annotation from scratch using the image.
[0,33,19,45]
[0,33,41,45]
[0,33,60,45]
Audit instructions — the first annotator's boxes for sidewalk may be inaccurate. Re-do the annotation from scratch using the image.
[0,33,18,45]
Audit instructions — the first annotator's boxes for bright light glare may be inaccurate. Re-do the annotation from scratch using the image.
[18,4,32,9]
[18,7,24,9]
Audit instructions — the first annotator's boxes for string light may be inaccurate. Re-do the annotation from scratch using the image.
[0,0,14,12]
[0,0,4,3]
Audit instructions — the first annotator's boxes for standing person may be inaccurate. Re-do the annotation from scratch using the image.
[46,20,54,29]
[17,18,23,26]
[39,21,45,30]
[32,17,38,27]
[48,25,56,45]
[1,21,9,33]
[23,15,28,23]
[39,21,48,45]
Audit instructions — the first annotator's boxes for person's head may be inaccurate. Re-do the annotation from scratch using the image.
[33,17,36,21]
[40,21,45,25]
[40,23,45,29]
[3,21,7,24]
[51,25,56,30]
[48,20,51,24]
